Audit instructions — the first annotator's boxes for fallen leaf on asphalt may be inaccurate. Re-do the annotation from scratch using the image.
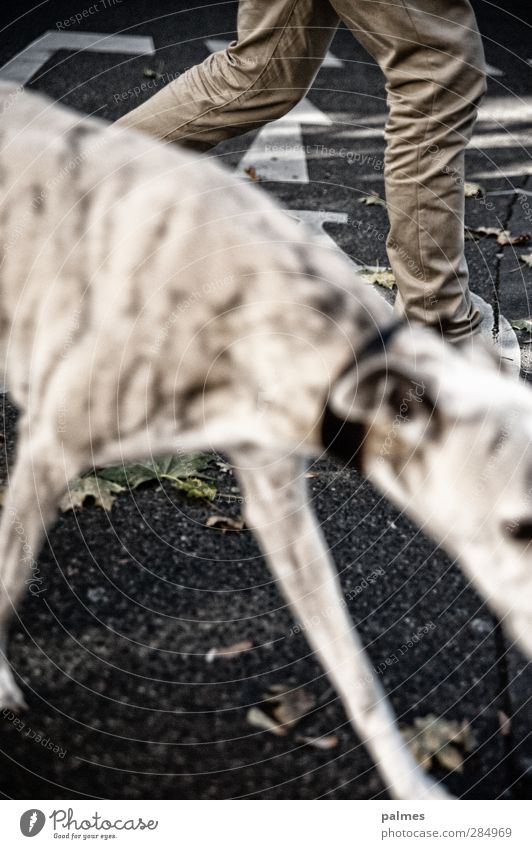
[359,191,386,207]
[247,706,286,736]
[266,684,317,728]
[205,515,244,532]
[520,253,532,267]
[205,639,253,663]
[465,226,531,246]
[64,453,217,511]
[360,265,396,289]
[304,471,320,478]
[98,453,217,500]
[464,181,484,198]
[297,734,339,750]
[511,318,532,332]
[400,715,475,773]
[497,710,512,737]
[60,476,125,513]
[143,66,165,80]
[247,683,317,736]
[244,166,260,181]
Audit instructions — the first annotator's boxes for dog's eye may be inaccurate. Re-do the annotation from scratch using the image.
[504,519,532,541]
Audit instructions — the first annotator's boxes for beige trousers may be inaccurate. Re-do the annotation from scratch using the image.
[116,0,487,340]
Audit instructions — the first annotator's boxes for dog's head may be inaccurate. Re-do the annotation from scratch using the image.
[323,322,532,654]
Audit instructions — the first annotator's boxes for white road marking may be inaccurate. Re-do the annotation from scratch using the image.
[0,31,155,85]
[205,39,343,68]
[485,62,504,77]
[238,98,333,183]
[286,209,361,268]
[486,189,532,197]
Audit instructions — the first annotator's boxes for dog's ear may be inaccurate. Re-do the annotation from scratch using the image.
[330,354,432,424]
[322,353,439,470]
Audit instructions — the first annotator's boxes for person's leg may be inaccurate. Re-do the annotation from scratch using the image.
[115,0,339,151]
[329,0,486,341]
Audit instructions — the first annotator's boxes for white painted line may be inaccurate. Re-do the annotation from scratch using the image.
[472,166,532,178]
[287,210,361,269]
[205,38,343,67]
[238,98,333,183]
[0,30,155,85]
[486,189,532,197]
[478,96,532,123]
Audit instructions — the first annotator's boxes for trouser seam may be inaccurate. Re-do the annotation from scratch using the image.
[396,0,437,326]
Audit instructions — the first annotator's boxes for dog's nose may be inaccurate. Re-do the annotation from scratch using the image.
[504,518,532,542]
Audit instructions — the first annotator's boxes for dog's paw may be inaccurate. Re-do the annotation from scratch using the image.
[0,661,28,712]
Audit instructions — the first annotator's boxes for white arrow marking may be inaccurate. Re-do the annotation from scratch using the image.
[238,98,333,183]
[287,209,361,268]
[0,31,155,85]
[205,39,342,68]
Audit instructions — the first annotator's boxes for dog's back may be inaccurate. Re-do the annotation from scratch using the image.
[0,83,386,458]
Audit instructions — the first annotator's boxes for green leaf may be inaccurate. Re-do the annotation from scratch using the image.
[98,452,213,489]
[172,476,217,501]
[60,476,125,513]
[65,452,217,511]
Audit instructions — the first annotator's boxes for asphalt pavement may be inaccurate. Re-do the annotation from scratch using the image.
[0,0,531,800]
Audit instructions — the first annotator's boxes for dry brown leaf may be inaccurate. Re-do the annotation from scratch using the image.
[359,191,386,207]
[247,706,286,736]
[497,710,512,737]
[206,514,244,532]
[60,476,124,512]
[360,265,396,289]
[297,734,339,750]
[205,639,253,663]
[247,683,317,736]
[401,715,475,773]
[464,181,484,198]
[267,684,316,729]
[437,743,467,773]
[244,166,260,181]
[465,226,531,246]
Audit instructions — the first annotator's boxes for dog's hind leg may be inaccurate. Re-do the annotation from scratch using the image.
[231,449,450,800]
[0,422,80,711]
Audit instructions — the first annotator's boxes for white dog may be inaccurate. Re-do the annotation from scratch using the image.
[0,82,531,800]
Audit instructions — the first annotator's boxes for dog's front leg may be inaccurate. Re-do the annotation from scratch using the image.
[231,449,450,800]
[0,427,80,711]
